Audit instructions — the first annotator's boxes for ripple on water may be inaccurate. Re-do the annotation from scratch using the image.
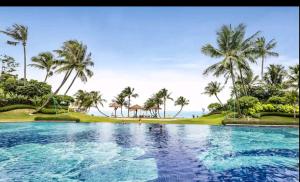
[0,142,158,181]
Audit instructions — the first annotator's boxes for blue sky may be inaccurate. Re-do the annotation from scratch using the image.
[0,7,299,112]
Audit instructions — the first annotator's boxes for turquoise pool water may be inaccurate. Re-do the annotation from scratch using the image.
[0,122,299,181]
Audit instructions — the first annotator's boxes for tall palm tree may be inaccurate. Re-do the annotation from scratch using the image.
[35,40,85,113]
[236,69,259,95]
[1,24,28,80]
[74,89,88,111]
[255,37,279,79]
[144,97,156,117]
[113,93,126,117]
[90,91,108,117]
[158,88,173,118]
[203,81,224,105]
[64,40,94,95]
[29,52,56,82]
[173,96,189,118]
[202,24,259,116]
[286,64,299,91]
[263,64,286,86]
[153,92,163,118]
[121,86,138,117]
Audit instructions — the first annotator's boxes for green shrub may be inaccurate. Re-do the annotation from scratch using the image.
[259,112,299,118]
[207,103,222,112]
[267,96,287,104]
[38,108,68,114]
[0,95,33,107]
[275,104,298,113]
[0,104,36,112]
[34,116,80,122]
[238,96,259,115]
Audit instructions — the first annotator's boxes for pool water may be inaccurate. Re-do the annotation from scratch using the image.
[0,122,298,181]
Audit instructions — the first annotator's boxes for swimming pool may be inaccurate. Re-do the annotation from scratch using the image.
[0,122,298,181]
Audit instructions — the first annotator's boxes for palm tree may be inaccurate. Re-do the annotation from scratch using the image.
[236,69,259,96]
[286,64,299,91]
[144,97,156,117]
[203,81,224,105]
[74,89,88,111]
[173,96,189,118]
[35,40,85,113]
[113,93,126,117]
[202,24,259,116]
[263,64,286,86]
[153,92,163,118]
[29,52,56,82]
[157,88,173,118]
[63,40,94,95]
[90,91,108,117]
[1,24,28,80]
[121,86,138,117]
[255,37,279,79]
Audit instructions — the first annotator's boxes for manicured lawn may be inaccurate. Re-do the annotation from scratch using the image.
[0,109,224,125]
[0,109,298,126]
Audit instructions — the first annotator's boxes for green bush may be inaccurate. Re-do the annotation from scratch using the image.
[38,108,68,114]
[207,103,222,112]
[0,95,33,107]
[259,112,299,118]
[0,104,36,112]
[267,96,287,104]
[42,95,74,107]
[238,96,259,115]
[34,116,80,122]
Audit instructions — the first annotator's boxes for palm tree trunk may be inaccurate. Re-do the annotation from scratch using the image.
[230,60,241,116]
[64,72,78,95]
[44,72,49,82]
[215,94,223,106]
[34,69,73,113]
[163,98,166,118]
[157,106,161,118]
[173,106,183,118]
[261,56,264,80]
[23,44,27,80]
[127,96,130,117]
[114,108,117,117]
[238,67,248,96]
[96,105,109,117]
[120,106,123,117]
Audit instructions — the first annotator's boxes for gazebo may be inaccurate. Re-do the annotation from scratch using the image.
[109,102,120,117]
[129,104,143,117]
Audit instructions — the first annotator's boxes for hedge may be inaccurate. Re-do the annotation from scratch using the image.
[34,116,80,122]
[223,119,299,126]
[38,108,68,114]
[258,112,299,118]
[0,104,36,112]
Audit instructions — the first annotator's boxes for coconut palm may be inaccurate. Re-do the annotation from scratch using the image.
[1,24,28,80]
[63,40,94,95]
[173,96,189,118]
[29,52,56,82]
[144,97,156,117]
[74,89,90,112]
[255,37,279,79]
[203,81,224,105]
[121,86,138,117]
[263,64,286,86]
[202,24,259,116]
[158,88,173,118]
[153,92,163,118]
[286,64,299,91]
[113,93,127,117]
[236,69,259,96]
[90,91,108,117]
[35,40,86,112]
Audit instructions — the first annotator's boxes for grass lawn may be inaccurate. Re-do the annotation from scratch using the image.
[0,109,224,125]
[0,109,298,126]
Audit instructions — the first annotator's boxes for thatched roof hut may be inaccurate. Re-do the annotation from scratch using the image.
[109,102,120,108]
[129,104,143,111]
